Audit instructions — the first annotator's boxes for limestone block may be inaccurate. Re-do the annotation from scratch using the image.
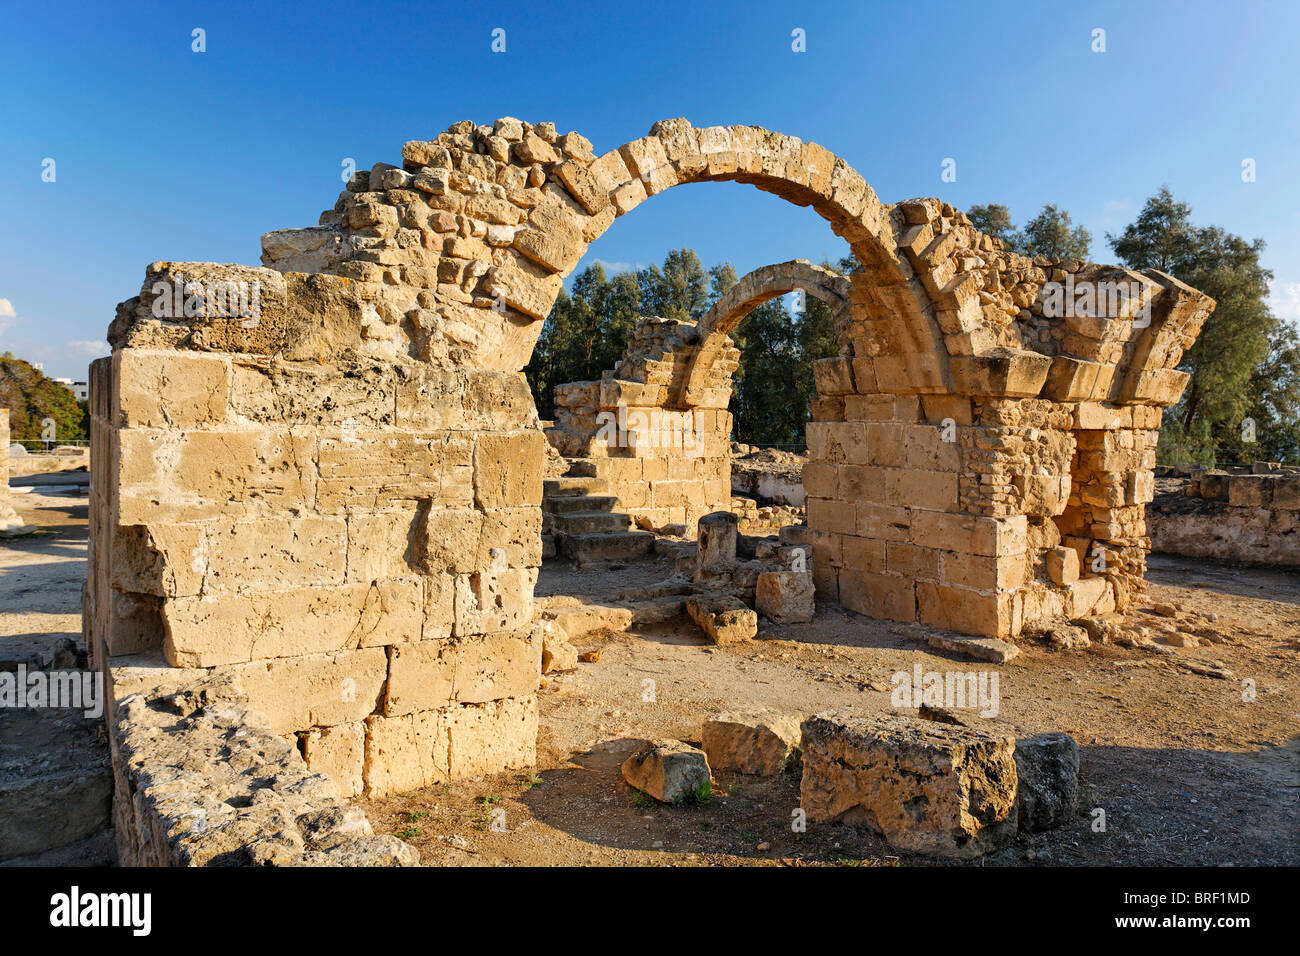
[384,627,540,716]
[799,712,1018,858]
[812,356,855,395]
[114,350,230,428]
[1046,546,1080,585]
[474,431,544,509]
[363,710,449,797]
[917,582,1017,638]
[443,695,537,779]
[686,594,757,644]
[162,579,423,667]
[701,711,802,775]
[1014,732,1079,833]
[303,723,365,798]
[755,570,815,623]
[453,567,537,637]
[228,647,389,735]
[838,568,915,623]
[621,739,711,803]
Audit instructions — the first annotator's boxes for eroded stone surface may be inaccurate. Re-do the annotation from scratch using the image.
[799,711,1019,858]
[620,739,711,803]
[701,711,802,775]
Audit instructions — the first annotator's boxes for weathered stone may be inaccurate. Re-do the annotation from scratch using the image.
[755,570,815,624]
[621,739,711,803]
[1013,732,1079,833]
[701,711,802,775]
[686,593,757,644]
[799,712,1019,858]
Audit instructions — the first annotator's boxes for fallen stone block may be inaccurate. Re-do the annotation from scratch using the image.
[799,711,1018,858]
[539,620,578,674]
[1013,732,1079,834]
[621,739,711,804]
[755,570,815,624]
[686,593,757,644]
[543,603,634,640]
[927,633,1020,664]
[701,711,802,775]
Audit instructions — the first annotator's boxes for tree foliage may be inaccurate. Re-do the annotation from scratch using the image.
[0,352,87,444]
[1108,187,1297,464]
[966,202,1092,260]
[525,250,845,445]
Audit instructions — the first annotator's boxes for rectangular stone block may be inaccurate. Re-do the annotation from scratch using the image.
[384,628,540,716]
[452,567,536,636]
[909,512,1026,557]
[474,431,544,508]
[886,468,958,513]
[162,579,424,667]
[917,582,1017,637]
[303,722,365,798]
[116,427,317,524]
[229,646,388,735]
[114,350,230,428]
[838,568,916,622]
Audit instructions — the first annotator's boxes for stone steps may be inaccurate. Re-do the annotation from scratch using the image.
[561,530,656,564]
[543,476,609,498]
[542,460,654,566]
[543,493,618,515]
[554,510,632,535]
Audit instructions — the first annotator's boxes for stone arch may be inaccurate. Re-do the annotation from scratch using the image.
[89,116,1220,803]
[264,118,1004,391]
[677,259,852,407]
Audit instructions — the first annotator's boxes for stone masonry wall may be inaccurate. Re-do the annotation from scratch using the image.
[88,265,542,800]
[1149,472,1300,566]
[90,117,1217,807]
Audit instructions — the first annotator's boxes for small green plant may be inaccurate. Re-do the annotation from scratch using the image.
[631,789,656,808]
[408,810,427,824]
[396,825,422,840]
[479,795,500,806]
[673,780,713,806]
[518,772,542,790]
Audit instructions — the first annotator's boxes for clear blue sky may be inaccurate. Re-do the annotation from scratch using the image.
[2,0,1297,381]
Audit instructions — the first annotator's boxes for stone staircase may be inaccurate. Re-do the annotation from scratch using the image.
[542,463,655,565]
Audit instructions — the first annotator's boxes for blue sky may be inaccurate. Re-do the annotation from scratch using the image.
[2,0,1297,381]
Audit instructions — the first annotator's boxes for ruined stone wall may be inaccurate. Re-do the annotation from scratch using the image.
[88,264,542,800]
[90,117,1216,808]
[108,669,417,866]
[1149,472,1300,565]
[549,316,733,531]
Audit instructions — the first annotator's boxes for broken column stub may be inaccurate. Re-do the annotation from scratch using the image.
[696,510,739,577]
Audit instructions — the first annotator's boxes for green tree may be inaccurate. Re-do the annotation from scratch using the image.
[967,204,1015,245]
[0,353,87,444]
[1014,204,1092,260]
[1109,187,1293,462]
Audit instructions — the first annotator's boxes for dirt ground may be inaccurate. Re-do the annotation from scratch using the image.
[4,475,1296,868]
[368,551,1300,867]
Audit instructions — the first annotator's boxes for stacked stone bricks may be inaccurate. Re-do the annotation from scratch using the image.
[89,117,1215,794]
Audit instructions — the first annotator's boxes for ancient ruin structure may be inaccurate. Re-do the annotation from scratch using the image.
[548,260,850,531]
[86,117,1214,798]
